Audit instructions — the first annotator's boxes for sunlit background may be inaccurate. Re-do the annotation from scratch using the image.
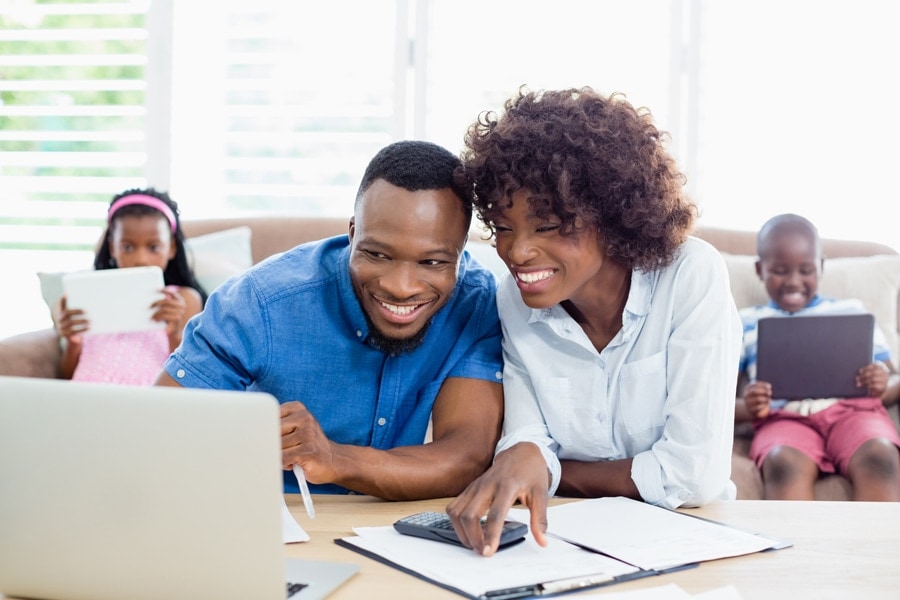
[2,0,899,338]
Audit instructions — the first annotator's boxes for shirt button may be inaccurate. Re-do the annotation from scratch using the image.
[377,417,386,426]
[356,330,363,338]
[494,371,502,380]
[176,369,186,378]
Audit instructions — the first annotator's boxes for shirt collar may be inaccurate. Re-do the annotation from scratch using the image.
[526,267,654,331]
[765,294,822,313]
[335,242,373,344]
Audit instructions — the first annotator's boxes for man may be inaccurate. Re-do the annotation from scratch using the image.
[156,141,504,500]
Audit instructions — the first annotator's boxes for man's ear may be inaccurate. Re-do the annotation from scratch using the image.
[348,217,355,242]
[755,259,763,280]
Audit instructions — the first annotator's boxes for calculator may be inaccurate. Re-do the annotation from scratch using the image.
[393,511,528,549]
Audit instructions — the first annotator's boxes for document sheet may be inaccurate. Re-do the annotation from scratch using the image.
[341,526,640,598]
[339,497,786,599]
[509,496,783,571]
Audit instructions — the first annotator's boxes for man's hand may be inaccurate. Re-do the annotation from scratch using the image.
[279,401,336,484]
[743,380,772,419]
[446,442,550,557]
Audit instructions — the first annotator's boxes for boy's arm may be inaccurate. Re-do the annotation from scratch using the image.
[878,359,900,407]
[736,371,772,421]
[734,371,754,422]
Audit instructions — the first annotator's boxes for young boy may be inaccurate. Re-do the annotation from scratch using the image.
[736,213,900,501]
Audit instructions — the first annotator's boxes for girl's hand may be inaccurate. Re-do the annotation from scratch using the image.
[54,295,89,345]
[743,380,772,419]
[151,286,187,337]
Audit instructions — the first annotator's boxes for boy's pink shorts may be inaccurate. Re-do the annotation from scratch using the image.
[749,398,900,475]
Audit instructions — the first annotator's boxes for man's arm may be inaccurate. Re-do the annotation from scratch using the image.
[155,371,182,387]
[284,376,503,501]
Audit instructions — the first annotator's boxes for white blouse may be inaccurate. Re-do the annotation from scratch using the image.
[495,236,741,509]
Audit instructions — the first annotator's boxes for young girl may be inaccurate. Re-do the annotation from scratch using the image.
[55,188,206,385]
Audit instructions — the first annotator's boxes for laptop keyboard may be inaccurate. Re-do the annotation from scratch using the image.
[286,582,309,597]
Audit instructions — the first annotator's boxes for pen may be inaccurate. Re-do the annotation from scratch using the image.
[292,465,316,519]
[483,573,615,599]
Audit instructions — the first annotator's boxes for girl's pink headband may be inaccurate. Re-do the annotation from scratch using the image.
[107,194,177,233]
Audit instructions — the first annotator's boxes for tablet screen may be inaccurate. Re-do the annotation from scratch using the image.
[62,266,166,335]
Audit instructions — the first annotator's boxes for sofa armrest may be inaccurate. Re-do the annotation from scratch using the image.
[0,328,62,379]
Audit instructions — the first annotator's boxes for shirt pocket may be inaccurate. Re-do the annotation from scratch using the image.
[532,377,575,447]
[619,351,667,439]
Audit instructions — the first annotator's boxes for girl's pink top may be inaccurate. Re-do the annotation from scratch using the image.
[72,330,170,386]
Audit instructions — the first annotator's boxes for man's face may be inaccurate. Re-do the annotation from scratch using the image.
[349,179,468,353]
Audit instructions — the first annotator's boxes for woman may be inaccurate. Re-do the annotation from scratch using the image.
[447,86,741,555]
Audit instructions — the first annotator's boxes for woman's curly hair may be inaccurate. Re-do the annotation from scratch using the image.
[458,86,697,272]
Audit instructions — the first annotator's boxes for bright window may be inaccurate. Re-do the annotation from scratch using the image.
[2,0,898,338]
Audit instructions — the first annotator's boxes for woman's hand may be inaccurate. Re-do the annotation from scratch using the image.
[446,442,551,557]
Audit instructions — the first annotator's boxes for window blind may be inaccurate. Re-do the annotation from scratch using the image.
[0,0,153,252]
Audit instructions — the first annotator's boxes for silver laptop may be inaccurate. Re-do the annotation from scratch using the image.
[0,376,358,600]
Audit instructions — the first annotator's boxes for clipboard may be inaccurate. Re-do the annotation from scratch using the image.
[334,535,659,600]
[62,266,166,335]
[335,497,788,600]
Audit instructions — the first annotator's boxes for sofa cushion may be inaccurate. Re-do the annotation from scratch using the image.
[721,252,900,359]
[183,225,254,293]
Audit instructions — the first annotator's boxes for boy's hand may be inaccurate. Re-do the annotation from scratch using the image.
[743,381,772,419]
[857,361,890,397]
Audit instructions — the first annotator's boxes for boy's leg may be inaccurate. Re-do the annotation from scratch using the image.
[751,415,826,500]
[846,439,900,501]
[760,446,819,500]
[825,399,900,501]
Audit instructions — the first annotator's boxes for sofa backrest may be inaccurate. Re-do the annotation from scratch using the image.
[183,217,349,265]
[694,226,900,360]
[181,218,900,360]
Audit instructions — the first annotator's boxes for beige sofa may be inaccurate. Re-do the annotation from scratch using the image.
[3,216,899,501]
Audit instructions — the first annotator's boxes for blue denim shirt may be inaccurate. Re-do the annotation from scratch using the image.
[164,235,503,494]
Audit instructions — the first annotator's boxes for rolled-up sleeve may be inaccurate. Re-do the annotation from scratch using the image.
[494,342,562,496]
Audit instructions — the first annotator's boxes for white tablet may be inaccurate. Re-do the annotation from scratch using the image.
[62,266,166,335]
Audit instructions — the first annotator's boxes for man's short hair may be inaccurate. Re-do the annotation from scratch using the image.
[354,140,473,223]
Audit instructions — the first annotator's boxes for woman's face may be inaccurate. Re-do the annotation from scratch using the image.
[491,189,605,309]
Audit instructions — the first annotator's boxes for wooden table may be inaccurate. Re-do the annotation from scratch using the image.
[284,495,900,599]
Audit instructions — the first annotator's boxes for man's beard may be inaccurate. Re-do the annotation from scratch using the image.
[363,312,432,355]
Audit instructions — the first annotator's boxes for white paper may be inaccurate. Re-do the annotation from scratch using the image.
[281,496,310,543]
[580,583,693,599]
[343,525,638,598]
[510,497,779,571]
[695,585,744,600]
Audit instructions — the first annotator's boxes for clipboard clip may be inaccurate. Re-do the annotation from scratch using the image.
[482,573,615,599]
